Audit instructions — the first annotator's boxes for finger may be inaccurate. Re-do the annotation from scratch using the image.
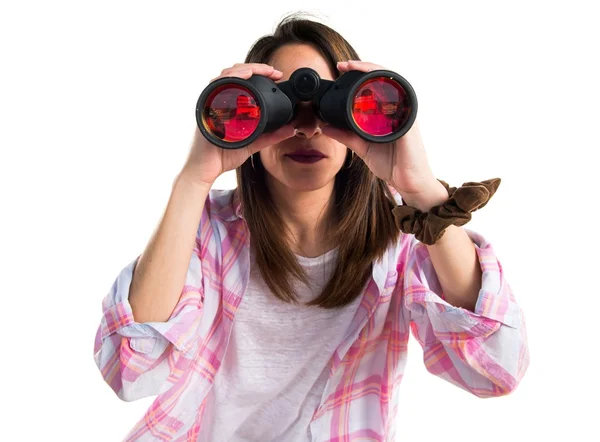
[248,124,297,154]
[321,126,369,158]
[229,65,282,78]
[337,60,385,73]
[236,63,284,80]
[347,60,385,72]
[264,70,284,80]
[224,64,282,78]
[211,65,283,83]
[210,68,253,82]
[232,62,278,71]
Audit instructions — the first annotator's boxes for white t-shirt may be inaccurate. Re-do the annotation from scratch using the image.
[198,247,364,441]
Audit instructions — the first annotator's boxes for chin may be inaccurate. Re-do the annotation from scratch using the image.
[279,174,337,193]
[289,181,330,192]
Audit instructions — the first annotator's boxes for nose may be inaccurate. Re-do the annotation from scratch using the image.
[292,102,323,139]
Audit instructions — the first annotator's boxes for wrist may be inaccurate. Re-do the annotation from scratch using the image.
[174,169,214,193]
[173,168,214,192]
[399,181,449,212]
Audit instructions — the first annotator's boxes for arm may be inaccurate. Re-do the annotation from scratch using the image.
[402,180,483,312]
[403,227,530,397]
[129,173,211,323]
[93,173,212,401]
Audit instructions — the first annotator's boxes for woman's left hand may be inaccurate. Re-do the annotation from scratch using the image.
[322,60,444,203]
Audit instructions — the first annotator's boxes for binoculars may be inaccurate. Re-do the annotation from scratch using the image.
[195,67,418,149]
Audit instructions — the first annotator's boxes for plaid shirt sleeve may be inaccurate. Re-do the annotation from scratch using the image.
[93,209,209,402]
[403,227,530,397]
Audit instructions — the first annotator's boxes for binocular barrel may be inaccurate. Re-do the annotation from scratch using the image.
[196,67,418,149]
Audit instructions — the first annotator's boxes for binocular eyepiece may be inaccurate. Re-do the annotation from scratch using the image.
[196,67,418,149]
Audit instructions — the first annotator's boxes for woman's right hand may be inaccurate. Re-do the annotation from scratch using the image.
[180,63,296,187]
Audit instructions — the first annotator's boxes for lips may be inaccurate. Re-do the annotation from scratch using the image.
[285,149,326,164]
[285,149,326,158]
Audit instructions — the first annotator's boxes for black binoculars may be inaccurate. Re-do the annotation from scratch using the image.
[195,67,418,149]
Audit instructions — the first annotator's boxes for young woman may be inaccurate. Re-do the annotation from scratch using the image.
[94,14,529,442]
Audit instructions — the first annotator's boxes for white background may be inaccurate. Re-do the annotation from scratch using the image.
[1,0,598,440]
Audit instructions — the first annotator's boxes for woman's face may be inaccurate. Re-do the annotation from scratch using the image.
[259,43,348,193]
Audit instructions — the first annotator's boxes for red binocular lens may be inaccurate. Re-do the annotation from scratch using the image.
[351,77,410,136]
[202,84,261,142]
[196,68,417,149]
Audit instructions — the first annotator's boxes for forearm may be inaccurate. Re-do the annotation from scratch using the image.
[401,181,482,312]
[129,173,212,323]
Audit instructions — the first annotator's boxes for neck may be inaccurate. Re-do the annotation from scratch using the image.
[267,178,336,258]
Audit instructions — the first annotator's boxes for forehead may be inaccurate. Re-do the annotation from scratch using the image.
[268,43,336,81]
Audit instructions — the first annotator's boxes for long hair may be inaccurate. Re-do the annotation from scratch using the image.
[235,13,401,308]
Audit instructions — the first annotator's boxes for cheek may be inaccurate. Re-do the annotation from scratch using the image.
[258,148,282,175]
[259,150,303,178]
[333,144,349,168]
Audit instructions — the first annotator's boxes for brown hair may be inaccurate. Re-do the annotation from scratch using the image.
[235,13,401,308]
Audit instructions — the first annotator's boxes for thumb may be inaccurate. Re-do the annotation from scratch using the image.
[249,125,297,155]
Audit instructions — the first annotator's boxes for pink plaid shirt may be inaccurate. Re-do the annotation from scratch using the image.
[94,188,529,441]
